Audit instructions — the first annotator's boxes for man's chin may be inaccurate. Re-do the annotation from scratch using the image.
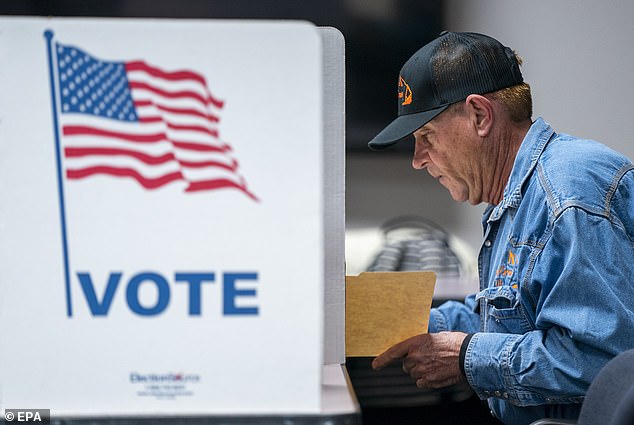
[446,187,469,203]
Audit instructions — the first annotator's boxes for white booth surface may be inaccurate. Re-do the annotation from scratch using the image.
[44,365,358,424]
[0,17,355,421]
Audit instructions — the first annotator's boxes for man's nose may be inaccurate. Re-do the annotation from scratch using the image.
[412,140,428,169]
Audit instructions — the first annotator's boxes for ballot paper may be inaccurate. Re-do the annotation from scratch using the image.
[345,272,436,357]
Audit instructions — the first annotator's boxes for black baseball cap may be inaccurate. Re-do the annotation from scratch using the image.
[368,31,524,150]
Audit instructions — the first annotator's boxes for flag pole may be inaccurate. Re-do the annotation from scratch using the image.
[44,30,73,317]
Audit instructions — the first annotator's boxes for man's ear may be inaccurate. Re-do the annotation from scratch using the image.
[465,94,494,137]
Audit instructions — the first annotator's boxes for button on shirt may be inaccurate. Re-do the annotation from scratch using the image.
[428,118,634,425]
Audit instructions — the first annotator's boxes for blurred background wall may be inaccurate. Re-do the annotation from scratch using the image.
[3,0,634,266]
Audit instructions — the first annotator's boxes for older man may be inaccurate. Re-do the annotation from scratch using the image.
[368,31,634,425]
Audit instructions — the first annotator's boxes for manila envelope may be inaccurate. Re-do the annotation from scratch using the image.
[345,271,436,357]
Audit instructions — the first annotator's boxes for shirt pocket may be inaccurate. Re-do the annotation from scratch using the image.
[475,286,533,334]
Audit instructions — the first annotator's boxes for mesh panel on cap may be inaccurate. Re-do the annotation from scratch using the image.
[432,34,478,104]
[431,33,518,105]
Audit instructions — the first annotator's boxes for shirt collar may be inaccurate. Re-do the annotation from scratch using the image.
[487,117,555,222]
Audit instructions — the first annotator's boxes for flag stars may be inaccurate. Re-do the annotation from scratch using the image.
[56,44,138,122]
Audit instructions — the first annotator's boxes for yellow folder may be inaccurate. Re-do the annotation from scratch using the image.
[345,271,436,357]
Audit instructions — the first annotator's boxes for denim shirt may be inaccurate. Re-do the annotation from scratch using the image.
[428,118,634,425]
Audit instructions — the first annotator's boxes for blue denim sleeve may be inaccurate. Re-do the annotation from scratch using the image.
[464,206,634,406]
[428,293,480,333]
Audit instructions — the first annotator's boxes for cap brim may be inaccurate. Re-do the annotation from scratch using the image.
[367,105,449,150]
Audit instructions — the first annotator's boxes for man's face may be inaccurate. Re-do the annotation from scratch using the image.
[411,107,483,204]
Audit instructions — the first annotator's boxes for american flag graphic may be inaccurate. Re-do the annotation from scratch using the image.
[53,42,258,201]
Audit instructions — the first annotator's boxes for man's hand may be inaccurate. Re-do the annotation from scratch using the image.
[371,331,468,388]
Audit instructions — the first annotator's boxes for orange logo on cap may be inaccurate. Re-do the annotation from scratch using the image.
[398,76,412,106]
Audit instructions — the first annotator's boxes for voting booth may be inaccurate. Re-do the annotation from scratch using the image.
[0,17,354,422]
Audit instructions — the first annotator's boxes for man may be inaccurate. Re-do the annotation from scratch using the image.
[367,31,634,425]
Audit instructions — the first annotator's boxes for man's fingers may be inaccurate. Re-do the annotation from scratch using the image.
[402,356,418,374]
[372,332,466,388]
[372,335,421,370]
[416,375,462,389]
[372,343,406,370]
